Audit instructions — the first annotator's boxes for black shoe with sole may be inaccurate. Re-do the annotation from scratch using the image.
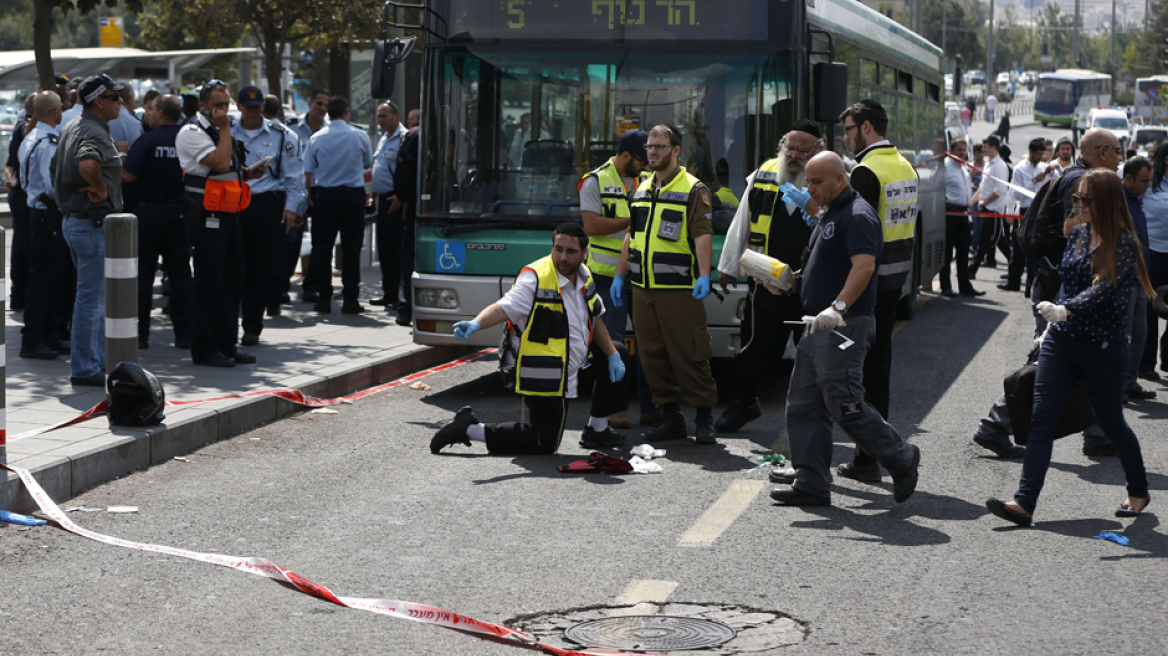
[395,314,412,326]
[369,297,393,306]
[715,398,762,434]
[342,301,365,315]
[770,487,830,506]
[314,300,332,314]
[973,434,1027,458]
[695,415,716,444]
[940,289,958,297]
[194,353,236,368]
[1138,369,1161,382]
[19,344,58,360]
[769,467,796,484]
[579,426,625,449]
[229,350,257,364]
[70,372,106,387]
[241,333,260,347]
[892,444,920,503]
[303,290,321,302]
[959,289,987,297]
[431,406,479,454]
[48,340,71,354]
[986,497,1033,527]
[1083,441,1118,457]
[1125,386,1156,400]
[997,283,1021,292]
[644,411,688,441]
[836,461,882,483]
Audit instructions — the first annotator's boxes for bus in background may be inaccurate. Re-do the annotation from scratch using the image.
[1034,69,1111,128]
[1134,76,1168,125]
[390,0,947,353]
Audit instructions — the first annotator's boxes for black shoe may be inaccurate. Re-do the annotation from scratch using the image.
[303,290,321,303]
[644,410,687,441]
[997,283,1021,292]
[431,406,479,454]
[940,289,958,297]
[138,337,150,350]
[279,293,292,305]
[370,296,393,306]
[241,333,260,347]
[1138,369,1162,382]
[836,461,882,483]
[342,301,365,315]
[266,305,281,317]
[314,300,332,314]
[770,487,830,506]
[959,289,987,297]
[769,467,796,484]
[579,426,625,449]
[1125,386,1156,401]
[395,314,412,327]
[639,409,664,427]
[194,353,236,368]
[999,274,1010,280]
[70,372,106,387]
[1083,441,1118,457]
[48,340,71,354]
[19,344,58,360]
[228,350,257,365]
[973,434,1027,458]
[968,263,979,278]
[715,398,762,434]
[695,414,716,444]
[985,497,1033,527]
[175,338,192,350]
[892,444,921,503]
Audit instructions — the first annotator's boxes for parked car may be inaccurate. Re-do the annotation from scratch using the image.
[996,72,1011,87]
[1086,108,1131,152]
[1132,125,1168,155]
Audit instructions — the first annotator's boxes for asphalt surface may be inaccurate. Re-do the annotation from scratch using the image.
[3,214,1167,653]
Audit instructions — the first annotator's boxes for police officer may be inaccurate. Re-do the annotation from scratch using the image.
[235,86,305,345]
[303,95,373,314]
[123,94,193,350]
[613,124,719,444]
[715,121,824,433]
[370,100,408,312]
[836,100,919,482]
[579,128,648,431]
[6,93,35,314]
[430,223,629,455]
[289,90,330,303]
[176,80,265,368]
[18,90,70,360]
[110,84,143,152]
[772,152,920,506]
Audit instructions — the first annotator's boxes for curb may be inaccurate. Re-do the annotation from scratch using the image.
[1,343,476,514]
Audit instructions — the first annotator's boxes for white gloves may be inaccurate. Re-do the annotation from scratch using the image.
[1036,301,1068,323]
[811,307,843,334]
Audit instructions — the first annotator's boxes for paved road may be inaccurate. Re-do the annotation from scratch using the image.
[2,277,1166,655]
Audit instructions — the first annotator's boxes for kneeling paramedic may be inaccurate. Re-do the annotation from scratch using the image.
[430,223,630,455]
[772,153,920,507]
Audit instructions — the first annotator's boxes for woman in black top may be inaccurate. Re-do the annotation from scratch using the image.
[987,170,1155,526]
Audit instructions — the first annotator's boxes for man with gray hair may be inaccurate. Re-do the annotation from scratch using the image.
[715,120,824,433]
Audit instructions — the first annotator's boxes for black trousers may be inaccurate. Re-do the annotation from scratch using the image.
[309,187,366,302]
[853,288,899,468]
[375,194,404,305]
[1142,250,1168,372]
[190,205,243,360]
[239,191,286,335]
[400,203,417,317]
[974,216,1011,266]
[9,186,29,308]
[484,343,630,455]
[281,224,304,298]
[1006,218,1027,287]
[940,205,974,293]
[734,279,804,403]
[138,203,192,344]
[20,209,69,350]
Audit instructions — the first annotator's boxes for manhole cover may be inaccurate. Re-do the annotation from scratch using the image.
[565,615,736,652]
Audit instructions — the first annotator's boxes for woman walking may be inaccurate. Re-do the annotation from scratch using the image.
[987,170,1154,526]
[1140,142,1168,380]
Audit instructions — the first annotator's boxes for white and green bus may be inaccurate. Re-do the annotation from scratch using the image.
[1034,69,1112,128]
[390,0,948,353]
[1133,76,1168,125]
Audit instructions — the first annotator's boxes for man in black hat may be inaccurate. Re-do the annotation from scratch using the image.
[715,121,824,433]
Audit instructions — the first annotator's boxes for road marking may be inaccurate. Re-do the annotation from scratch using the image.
[616,580,678,605]
[677,480,765,548]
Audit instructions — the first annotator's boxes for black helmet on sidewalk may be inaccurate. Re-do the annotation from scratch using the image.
[107,362,166,426]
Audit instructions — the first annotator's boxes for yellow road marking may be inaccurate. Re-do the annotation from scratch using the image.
[616,579,678,605]
[677,480,765,548]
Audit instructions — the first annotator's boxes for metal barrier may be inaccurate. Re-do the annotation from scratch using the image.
[104,214,138,373]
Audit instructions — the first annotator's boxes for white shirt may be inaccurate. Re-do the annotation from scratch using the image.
[176,113,219,176]
[943,157,972,207]
[986,96,998,111]
[718,169,798,278]
[495,264,605,398]
[1012,159,1047,209]
[979,154,1009,214]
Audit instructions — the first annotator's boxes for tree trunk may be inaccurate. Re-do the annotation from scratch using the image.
[33,0,56,91]
[328,43,350,100]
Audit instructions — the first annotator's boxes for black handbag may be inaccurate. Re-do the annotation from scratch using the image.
[1003,360,1097,446]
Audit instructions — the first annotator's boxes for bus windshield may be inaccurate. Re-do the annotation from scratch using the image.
[1037,79,1074,106]
[424,49,792,222]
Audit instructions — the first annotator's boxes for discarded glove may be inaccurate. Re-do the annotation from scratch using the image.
[630,444,667,459]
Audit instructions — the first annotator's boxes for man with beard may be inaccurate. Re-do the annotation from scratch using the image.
[715,121,823,433]
[612,124,719,444]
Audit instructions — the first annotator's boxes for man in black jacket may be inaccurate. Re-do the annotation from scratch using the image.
[393,126,420,326]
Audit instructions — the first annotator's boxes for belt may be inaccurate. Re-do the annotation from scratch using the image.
[313,186,364,192]
[945,203,969,211]
[846,307,874,317]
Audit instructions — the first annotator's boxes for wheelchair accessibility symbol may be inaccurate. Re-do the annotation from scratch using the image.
[436,241,465,273]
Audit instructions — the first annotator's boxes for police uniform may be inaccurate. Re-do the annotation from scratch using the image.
[284,117,327,298]
[17,120,70,358]
[237,106,305,339]
[109,104,144,149]
[124,119,192,349]
[783,185,918,503]
[627,166,719,415]
[373,121,408,308]
[7,116,31,311]
[302,118,373,311]
[176,111,251,365]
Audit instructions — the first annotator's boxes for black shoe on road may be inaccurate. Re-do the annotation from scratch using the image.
[770,487,830,506]
[369,297,393,306]
[836,461,882,483]
[48,340,71,354]
[973,434,1026,458]
[19,344,58,360]
[769,467,796,484]
[342,301,365,315]
[314,300,332,314]
[1083,441,1118,457]
[241,333,260,347]
[997,283,1021,292]
[715,398,762,434]
[70,372,106,387]
[228,350,257,364]
[395,314,412,327]
[194,353,236,368]
[431,406,479,454]
[959,288,987,297]
[643,411,688,441]
[1137,369,1161,382]
[580,426,625,449]
[892,444,921,503]
[303,290,321,302]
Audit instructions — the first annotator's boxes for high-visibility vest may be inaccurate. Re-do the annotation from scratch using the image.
[745,157,784,254]
[184,122,252,213]
[853,146,918,292]
[510,256,602,397]
[628,167,701,290]
[715,186,739,214]
[578,158,646,277]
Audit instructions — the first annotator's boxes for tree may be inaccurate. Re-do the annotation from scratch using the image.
[1037,1,1073,69]
[1125,0,1168,78]
[922,0,986,70]
[33,0,144,90]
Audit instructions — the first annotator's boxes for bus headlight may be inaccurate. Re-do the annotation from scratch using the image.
[415,288,459,309]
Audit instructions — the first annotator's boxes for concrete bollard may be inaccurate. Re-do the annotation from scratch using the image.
[0,226,6,465]
[104,214,138,374]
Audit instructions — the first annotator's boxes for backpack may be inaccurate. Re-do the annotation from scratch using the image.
[1017,164,1082,259]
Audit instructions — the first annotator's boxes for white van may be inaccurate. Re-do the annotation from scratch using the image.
[1085,108,1131,151]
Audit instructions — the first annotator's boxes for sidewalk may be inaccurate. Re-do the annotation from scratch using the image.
[1,264,471,513]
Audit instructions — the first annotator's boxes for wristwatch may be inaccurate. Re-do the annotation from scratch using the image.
[831,300,847,314]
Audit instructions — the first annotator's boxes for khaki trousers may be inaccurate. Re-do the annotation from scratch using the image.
[632,286,718,409]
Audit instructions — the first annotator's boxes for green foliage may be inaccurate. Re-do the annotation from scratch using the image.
[1126,0,1168,78]
[0,0,139,50]
[922,0,986,71]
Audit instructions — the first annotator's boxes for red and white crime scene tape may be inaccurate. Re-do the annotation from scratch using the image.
[2,347,665,656]
[917,151,1039,201]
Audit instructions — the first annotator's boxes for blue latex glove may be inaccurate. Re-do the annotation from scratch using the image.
[607,352,626,383]
[452,320,480,341]
[611,274,626,308]
[779,182,811,212]
[692,274,711,300]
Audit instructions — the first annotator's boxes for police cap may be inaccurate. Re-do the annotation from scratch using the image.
[237,86,264,108]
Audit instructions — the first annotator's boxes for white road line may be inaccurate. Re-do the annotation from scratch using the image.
[677,480,765,548]
[616,579,678,605]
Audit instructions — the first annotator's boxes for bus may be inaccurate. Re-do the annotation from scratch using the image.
[391,0,948,353]
[1034,69,1111,128]
[1134,75,1168,125]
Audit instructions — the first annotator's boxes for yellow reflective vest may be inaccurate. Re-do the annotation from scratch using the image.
[510,256,602,396]
[852,145,918,292]
[715,187,739,214]
[745,157,784,254]
[578,158,646,277]
[628,167,702,290]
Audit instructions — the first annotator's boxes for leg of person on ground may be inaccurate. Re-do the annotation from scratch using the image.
[579,342,632,449]
[430,396,569,455]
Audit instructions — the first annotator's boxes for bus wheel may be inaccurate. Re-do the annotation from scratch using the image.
[895,285,917,321]
[1041,121,1048,127]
